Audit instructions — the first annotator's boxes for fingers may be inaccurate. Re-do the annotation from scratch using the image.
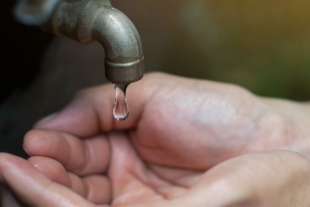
[33,73,163,137]
[24,129,110,176]
[72,174,111,204]
[108,132,167,206]
[28,156,111,205]
[0,153,94,207]
[28,156,71,187]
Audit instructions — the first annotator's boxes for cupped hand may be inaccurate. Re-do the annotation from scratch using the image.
[4,72,309,206]
[30,73,310,169]
[1,147,310,206]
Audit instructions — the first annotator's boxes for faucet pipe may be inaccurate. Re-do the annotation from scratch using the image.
[40,0,144,84]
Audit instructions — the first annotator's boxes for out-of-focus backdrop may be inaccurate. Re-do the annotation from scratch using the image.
[1,0,310,157]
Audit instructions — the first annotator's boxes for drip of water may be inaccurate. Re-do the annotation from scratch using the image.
[113,83,129,121]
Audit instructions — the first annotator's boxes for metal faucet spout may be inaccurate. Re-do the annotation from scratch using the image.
[40,0,144,84]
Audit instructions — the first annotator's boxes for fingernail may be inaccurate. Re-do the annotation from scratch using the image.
[35,112,58,126]
[22,145,32,156]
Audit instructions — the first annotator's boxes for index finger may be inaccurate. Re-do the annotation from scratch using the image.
[24,129,110,176]
[34,73,162,137]
[0,153,94,207]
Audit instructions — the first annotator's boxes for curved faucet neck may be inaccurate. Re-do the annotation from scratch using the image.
[40,0,144,84]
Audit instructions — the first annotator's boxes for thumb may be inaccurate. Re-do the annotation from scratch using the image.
[33,73,163,138]
[0,153,93,207]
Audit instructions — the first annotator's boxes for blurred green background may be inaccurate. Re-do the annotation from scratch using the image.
[116,0,310,101]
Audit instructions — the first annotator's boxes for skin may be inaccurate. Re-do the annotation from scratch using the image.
[1,72,310,206]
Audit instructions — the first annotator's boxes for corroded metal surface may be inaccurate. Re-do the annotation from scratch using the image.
[15,0,144,84]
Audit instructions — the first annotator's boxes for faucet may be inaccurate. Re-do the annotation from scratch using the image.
[14,0,144,84]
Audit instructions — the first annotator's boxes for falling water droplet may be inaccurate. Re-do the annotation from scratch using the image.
[113,83,129,121]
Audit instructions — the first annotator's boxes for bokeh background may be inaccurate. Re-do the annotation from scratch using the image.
[121,0,310,100]
[1,0,310,157]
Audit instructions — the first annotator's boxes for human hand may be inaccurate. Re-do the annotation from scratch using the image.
[32,72,310,168]
[17,72,310,206]
[2,146,309,206]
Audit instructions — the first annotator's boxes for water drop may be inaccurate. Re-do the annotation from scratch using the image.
[113,83,129,121]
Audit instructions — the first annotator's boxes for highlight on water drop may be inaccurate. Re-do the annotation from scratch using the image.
[113,83,129,121]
